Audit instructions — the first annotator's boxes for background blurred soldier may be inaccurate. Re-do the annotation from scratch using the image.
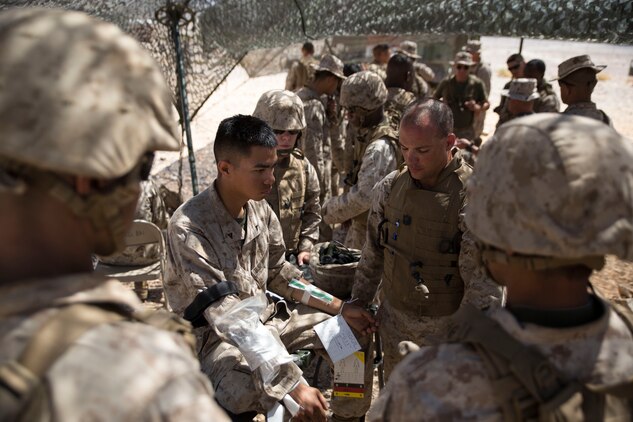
[348,99,502,380]
[396,40,434,98]
[323,71,400,250]
[495,78,539,127]
[553,54,612,126]
[297,54,346,204]
[384,54,417,132]
[0,8,228,421]
[465,40,492,140]
[253,90,321,265]
[494,53,525,127]
[367,43,390,80]
[434,52,489,143]
[285,41,318,92]
[370,114,633,421]
[524,59,560,113]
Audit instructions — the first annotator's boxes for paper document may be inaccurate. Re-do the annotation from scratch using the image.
[334,352,365,398]
[314,314,361,363]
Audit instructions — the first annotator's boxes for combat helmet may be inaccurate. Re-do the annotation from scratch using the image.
[0,8,179,254]
[253,90,306,131]
[340,71,388,111]
[466,113,633,269]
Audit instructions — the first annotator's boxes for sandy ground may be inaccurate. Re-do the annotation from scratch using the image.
[139,36,633,419]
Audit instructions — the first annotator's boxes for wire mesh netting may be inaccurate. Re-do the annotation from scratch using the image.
[1,0,631,122]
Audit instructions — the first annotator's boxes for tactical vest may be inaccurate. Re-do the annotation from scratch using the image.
[380,159,470,316]
[453,303,633,421]
[384,88,416,133]
[0,302,195,422]
[350,119,402,228]
[267,149,307,253]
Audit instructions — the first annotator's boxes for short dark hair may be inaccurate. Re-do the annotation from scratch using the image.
[401,98,453,139]
[525,59,545,76]
[302,42,314,55]
[507,53,524,64]
[344,63,362,77]
[385,53,413,88]
[213,115,277,163]
[373,44,390,54]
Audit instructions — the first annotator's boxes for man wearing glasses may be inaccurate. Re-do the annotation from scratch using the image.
[434,52,489,142]
[494,53,526,127]
[553,55,612,126]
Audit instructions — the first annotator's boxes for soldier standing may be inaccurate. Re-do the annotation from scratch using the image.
[163,115,376,421]
[347,99,502,379]
[466,40,492,141]
[367,43,390,81]
[252,90,321,265]
[322,71,401,250]
[297,54,346,205]
[554,55,612,125]
[494,53,525,127]
[370,114,633,421]
[524,59,560,113]
[397,40,435,98]
[434,52,489,142]
[384,54,417,131]
[495,78,539,127]
[0,8,228,421]
[285,41,318,92]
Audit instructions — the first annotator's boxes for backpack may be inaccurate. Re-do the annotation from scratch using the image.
[452,303,633,421]
[0,302,195,422]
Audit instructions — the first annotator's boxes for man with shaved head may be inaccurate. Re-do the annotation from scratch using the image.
[347,99,502,379]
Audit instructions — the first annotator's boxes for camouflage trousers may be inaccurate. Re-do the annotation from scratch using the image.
[379,300,454,381]
[200,301,374,418]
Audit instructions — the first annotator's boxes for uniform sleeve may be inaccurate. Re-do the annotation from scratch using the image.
[266,206,303,299]
[330,117,346,175]
[323,140,397,225]
[475,80,488,104]
[298,160,322,253]
[458,213,504,310]
[351,171,398,304]
[433,80,446,100]
[285,62,298,91]
[479,65,492,96]
[539,93,560,112]
[302,100,326,190]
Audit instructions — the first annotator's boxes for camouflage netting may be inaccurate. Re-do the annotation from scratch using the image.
[1,0,631,122]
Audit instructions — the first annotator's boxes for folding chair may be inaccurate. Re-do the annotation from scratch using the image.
[95,220,166,302]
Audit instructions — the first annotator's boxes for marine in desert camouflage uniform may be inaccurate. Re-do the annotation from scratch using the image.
[348,99,502,379]
[164,115,376,421]
[466,40,491,141]
[0,8,228,421]
[297,54,346,205]
[384,53,416,132]
[285,41,318,92]
[494,53,525,128]
[524,59,560,113]
[367,43,390,81]
[322,71,400,250]
[252,90,321,265]
[370,114,633,421]
[495,78,539,128]
[554,55,613,126]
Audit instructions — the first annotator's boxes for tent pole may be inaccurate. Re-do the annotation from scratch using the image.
[519,37,524,55]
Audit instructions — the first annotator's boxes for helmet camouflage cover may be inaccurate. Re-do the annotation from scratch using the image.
[340,71,388,110]
[0,8,179,180]
[466,113,633,261]
[253,89,306,131]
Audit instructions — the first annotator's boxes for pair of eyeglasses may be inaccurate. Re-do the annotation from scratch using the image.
[508,64,520,71]
[273,129,300,136]
[456,65,470,70]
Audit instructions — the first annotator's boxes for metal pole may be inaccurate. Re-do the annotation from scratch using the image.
[519,37,524,54]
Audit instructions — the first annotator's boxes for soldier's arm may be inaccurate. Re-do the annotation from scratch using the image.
[458,211,504,309]
[351,171,398,304]
[433,80,446,100]
[285,62,298,91]
[266,207,304,300]
[540,94,560,112]
[297,160,322,254]
[323,140,397,224]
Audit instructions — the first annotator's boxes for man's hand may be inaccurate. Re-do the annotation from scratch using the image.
[297,251,311,266]
[464,100,480,112]
[341,302,378,336]
[288,383,328,422]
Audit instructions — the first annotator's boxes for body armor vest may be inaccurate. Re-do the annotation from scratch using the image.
[267,149,306,252]
[380,158,471,316]
[350,118,402,227]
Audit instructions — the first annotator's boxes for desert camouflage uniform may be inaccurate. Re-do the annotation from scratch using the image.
[327,97,346,196]
[164,182,371,417]
[384,87,416,131]
[297,87,331,204]
[0,274,228,421]
[411,73,429,98]
[564,101,612,126]
[533,80,560,113]
[99,178,168,266]
[470,61,492,139]
[267,149,321,254]
[367,62,387,81]
[352,158,503,378]
[323,117,399,250]
[369,299,633,421]
[285,56,317,92]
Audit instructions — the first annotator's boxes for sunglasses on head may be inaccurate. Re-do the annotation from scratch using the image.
[273,129,300,136]
[456,64,470,70]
